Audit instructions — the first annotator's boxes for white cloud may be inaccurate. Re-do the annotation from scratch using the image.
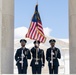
[14,27,52,39]
[43,27,52,36]
[14,27,28,39]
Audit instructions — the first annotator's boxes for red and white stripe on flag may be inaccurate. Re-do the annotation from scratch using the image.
[26,21,46,43]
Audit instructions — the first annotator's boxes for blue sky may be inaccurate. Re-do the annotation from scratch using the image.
[14,0,68,39]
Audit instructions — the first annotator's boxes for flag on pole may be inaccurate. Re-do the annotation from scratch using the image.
[25,4,46,43]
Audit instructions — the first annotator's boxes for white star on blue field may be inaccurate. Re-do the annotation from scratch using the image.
[14,0,68,39]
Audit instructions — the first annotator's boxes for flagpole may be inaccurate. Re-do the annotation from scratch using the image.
[37,0,38,4]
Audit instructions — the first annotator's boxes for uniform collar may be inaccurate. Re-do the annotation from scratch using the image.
[21,47,26,50]
[34,47,40,52]
[51,47,56,49]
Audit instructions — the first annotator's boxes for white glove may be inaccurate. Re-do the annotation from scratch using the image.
[19,61,23,64]
[50,61,53,63]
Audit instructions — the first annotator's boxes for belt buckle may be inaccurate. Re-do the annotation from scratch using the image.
[35,58,39,65]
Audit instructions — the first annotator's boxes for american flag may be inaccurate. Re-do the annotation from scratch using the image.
[25,4,46,43]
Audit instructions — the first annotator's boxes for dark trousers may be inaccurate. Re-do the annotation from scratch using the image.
[32,65,42,74]
[17,64,27,74]
[49,65,59,74]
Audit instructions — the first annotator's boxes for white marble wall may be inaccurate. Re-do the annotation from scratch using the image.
[0,0,14,74]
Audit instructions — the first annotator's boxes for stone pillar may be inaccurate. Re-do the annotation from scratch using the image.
[69,0,76,74]
[0,0,2,73]
[0,0,14,74]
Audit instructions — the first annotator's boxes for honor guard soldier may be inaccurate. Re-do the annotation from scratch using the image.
[46,39,61,74]
[15,39,31,74]
[30,40,45,74]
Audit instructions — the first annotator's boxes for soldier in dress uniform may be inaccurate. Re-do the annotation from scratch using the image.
[30,40,45,74]
[46,39,61,74]
[15,39,31,74]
